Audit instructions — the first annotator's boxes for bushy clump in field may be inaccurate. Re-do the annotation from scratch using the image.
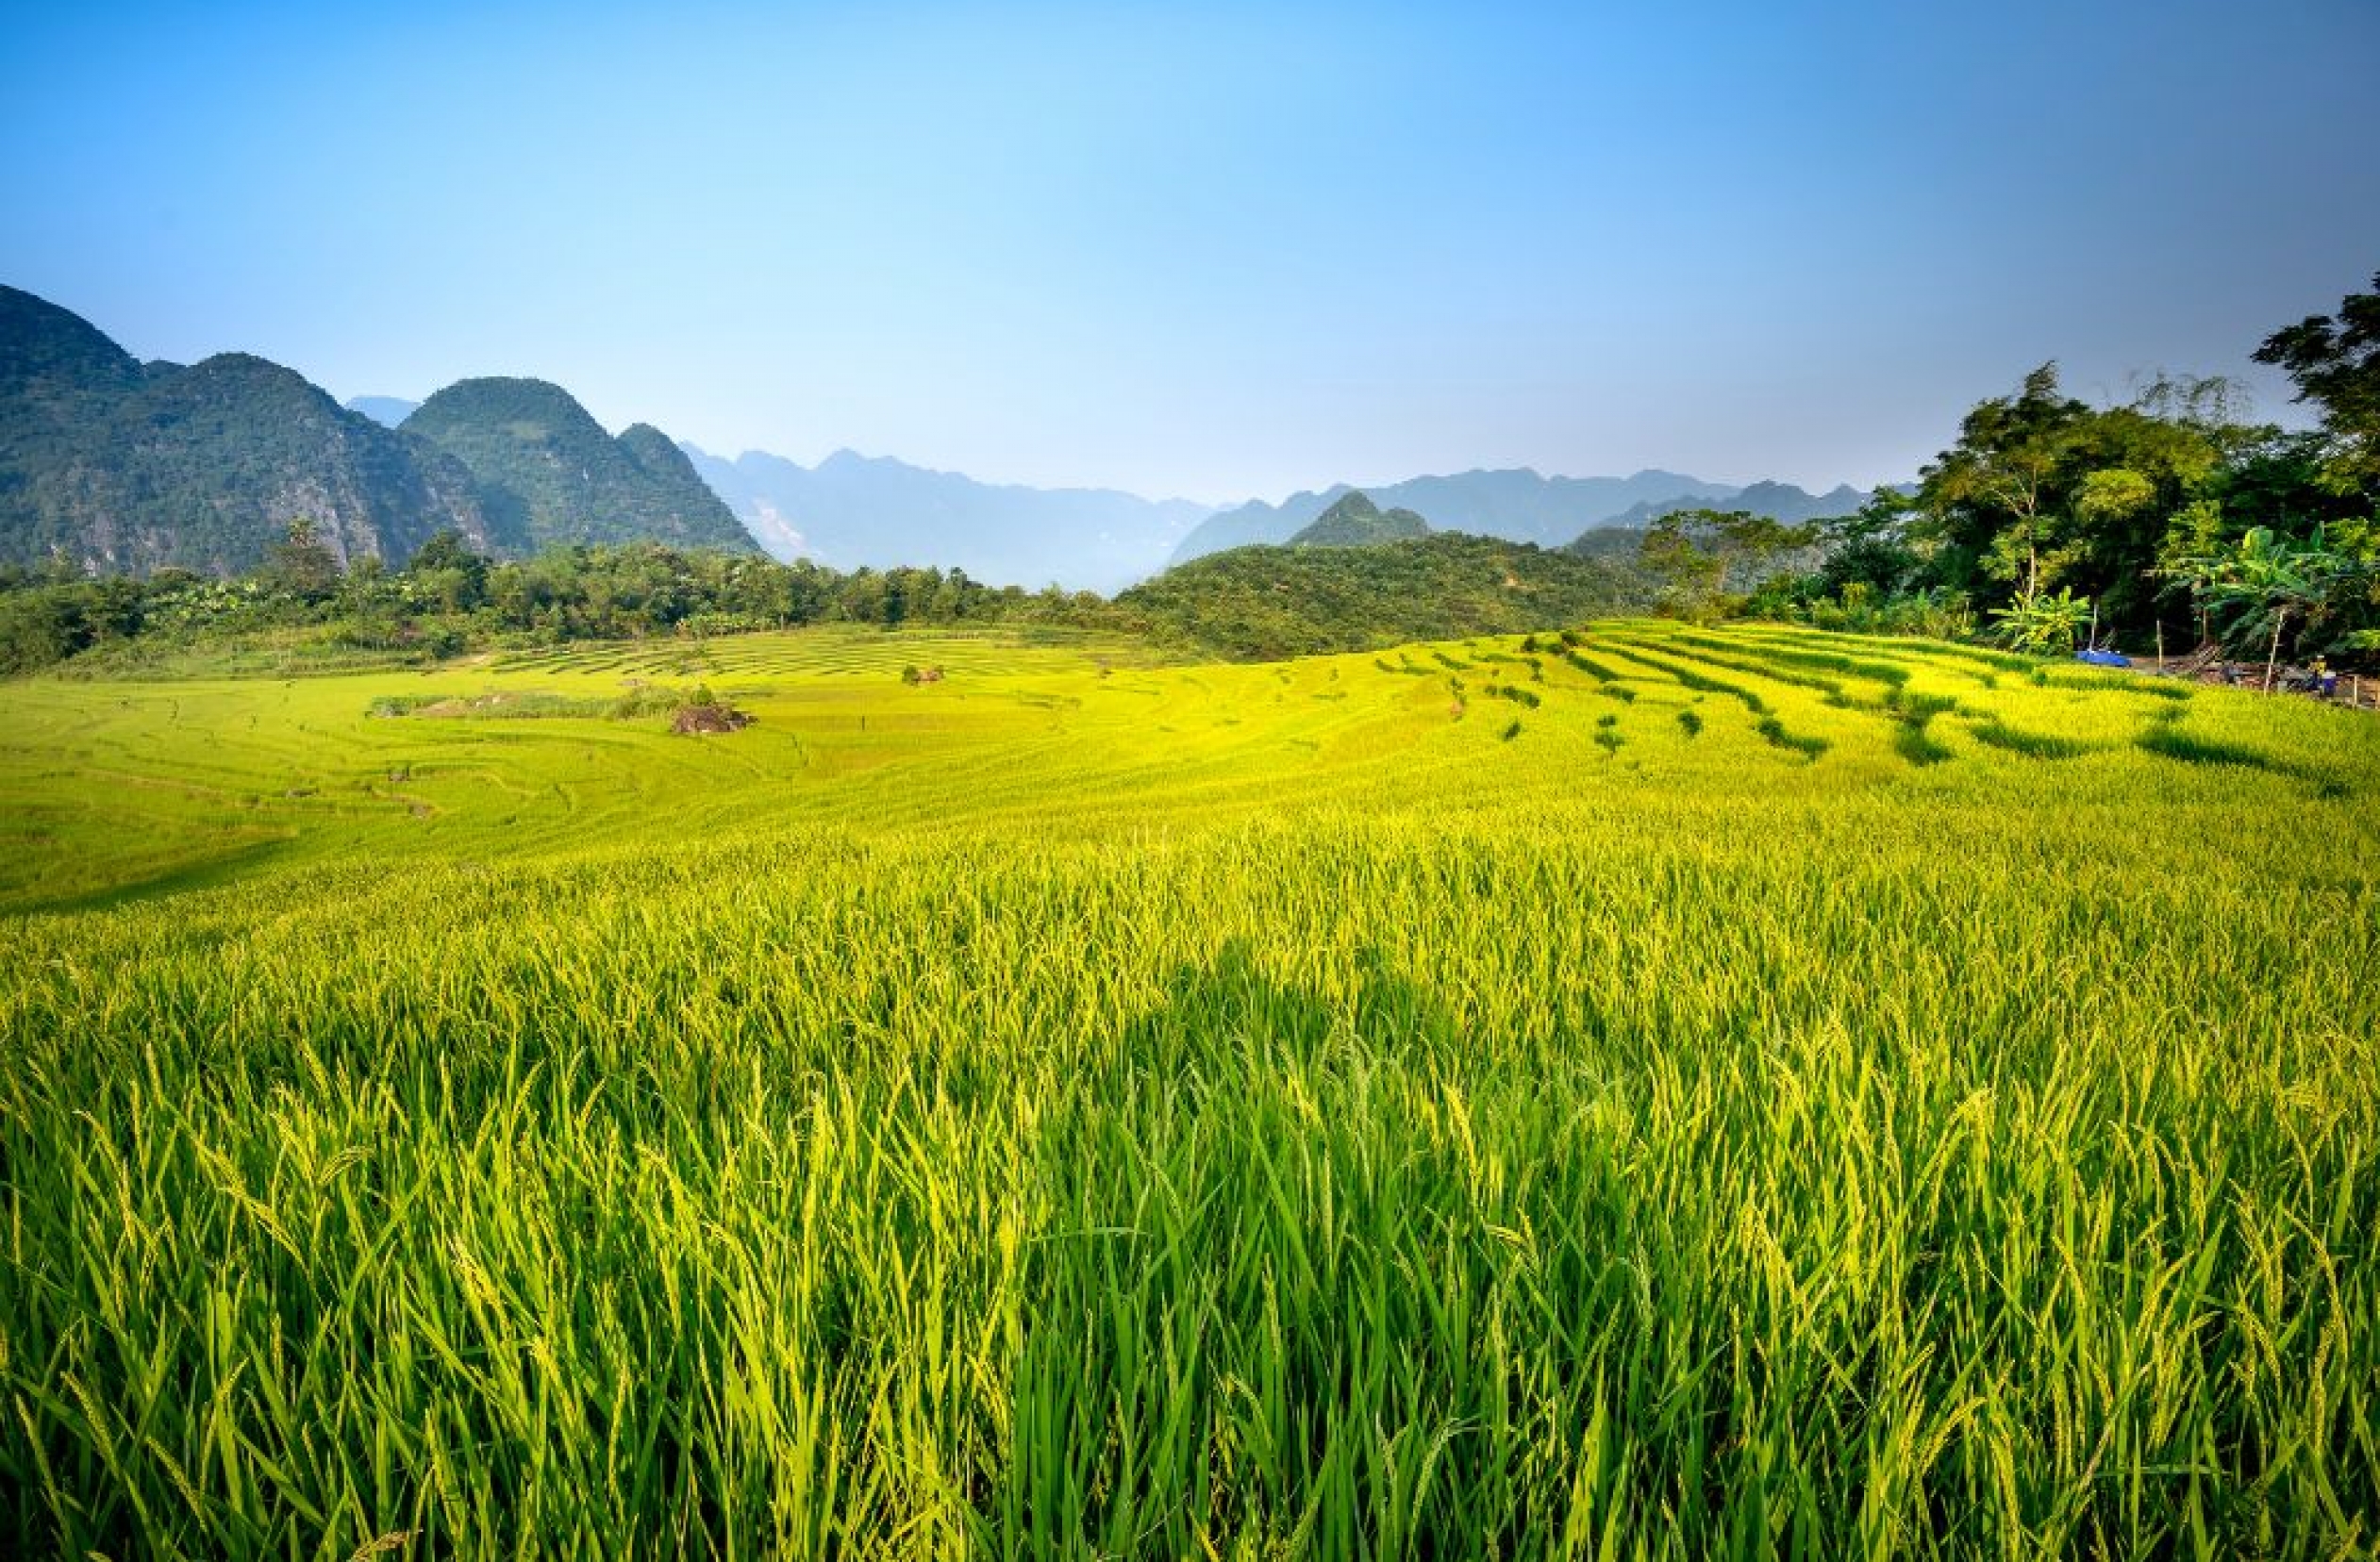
[1754,714,1829,759]
[363,682,736,723]
[2136,720,2292,776]
[1564,650,1620,682]
[1891,716,1954,765]
[0,619,2375,1559]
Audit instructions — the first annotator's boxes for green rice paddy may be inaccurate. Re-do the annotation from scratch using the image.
[2,621,2376,1556]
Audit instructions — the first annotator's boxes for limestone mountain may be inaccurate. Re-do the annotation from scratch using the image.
[1289,490,1432,547]
[1597,479,1868,532]
[1170,468,1732,564]
[402,379,751,553]
[0,284,492,574]
[1171,471,1874,567]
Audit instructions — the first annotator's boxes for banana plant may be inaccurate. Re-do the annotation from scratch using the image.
[2196,526,2347,691]
[1988,585,2094,655]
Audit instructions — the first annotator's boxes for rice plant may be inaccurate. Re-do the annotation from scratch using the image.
[1,621,2375,1557]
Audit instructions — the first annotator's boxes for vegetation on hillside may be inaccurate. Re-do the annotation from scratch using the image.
[13,273,2376,681]
[1287,490,1432,546]
[1,521,1668,676]
[401,377,753,553]
[0,528,1117,676]
[1115,532,1651,659]
[0,285,492,575]
[1723,274,2380,667]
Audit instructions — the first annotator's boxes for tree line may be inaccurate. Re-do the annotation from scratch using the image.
[6,272,2375,678]
[0,531,1116,675]
[1640,272,2380,673]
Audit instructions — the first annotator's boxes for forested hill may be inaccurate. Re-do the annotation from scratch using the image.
[0,284,757,574]
[1170,469,1872,564]
[402,379,753,554]
[0,285,496,574]
[1171,468,1725,563]
[1289,491,1432,546]
[1118,532,1655,659]
[1600,478,1869,531]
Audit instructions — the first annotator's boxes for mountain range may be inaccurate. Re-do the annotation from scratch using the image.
[685,448,1872,590]
[0,286,494,574]
[1171,470,1868,565]
[5,281,1874,585]
[0,285,744,573]
[1599,478,1870,530]
[680,444,1208,594]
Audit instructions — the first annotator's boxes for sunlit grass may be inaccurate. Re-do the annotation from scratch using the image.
[2,620,2375,1556]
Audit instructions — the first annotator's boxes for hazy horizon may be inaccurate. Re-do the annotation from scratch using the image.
[5,0,2374,506]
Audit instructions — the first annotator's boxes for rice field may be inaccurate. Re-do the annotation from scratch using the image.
[2,620,2376,1557]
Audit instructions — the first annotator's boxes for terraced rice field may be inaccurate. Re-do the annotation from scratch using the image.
[2,621,2376,1556]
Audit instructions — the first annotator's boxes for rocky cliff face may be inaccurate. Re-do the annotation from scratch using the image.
[0,285,495,573]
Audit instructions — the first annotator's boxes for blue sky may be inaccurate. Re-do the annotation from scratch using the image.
[4,1,2375,504]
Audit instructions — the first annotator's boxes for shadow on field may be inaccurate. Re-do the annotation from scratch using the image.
[7,836,291,918]
[1114,937,1465,1083]
[2134,712,2353,798]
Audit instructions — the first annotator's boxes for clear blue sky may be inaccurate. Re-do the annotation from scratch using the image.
[4,1,2375,504]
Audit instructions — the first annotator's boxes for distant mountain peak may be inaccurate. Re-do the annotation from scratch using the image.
[1289,491,1433,548]
[678,441,1209,591]
[1592,479,1868,537]
[0,284,497,573]
[1169,468,1738,566]
[404,379,749,554]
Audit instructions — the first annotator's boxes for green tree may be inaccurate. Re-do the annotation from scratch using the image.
[1912,366,2255,641]
[2254,270,2380,489]
[265,518,341,601]
[2189,526,2353,690]
[0,587,91,673]
[1812,490,1925,598]
[1639,508,1817,616]
[1920,365,2085,599]
[1988,586,2093,655]
[406,527,490,610]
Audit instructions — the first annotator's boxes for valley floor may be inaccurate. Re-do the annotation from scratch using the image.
[2,621,2376,1555]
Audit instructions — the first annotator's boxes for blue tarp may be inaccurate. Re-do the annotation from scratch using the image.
[2074,649,2131,668]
